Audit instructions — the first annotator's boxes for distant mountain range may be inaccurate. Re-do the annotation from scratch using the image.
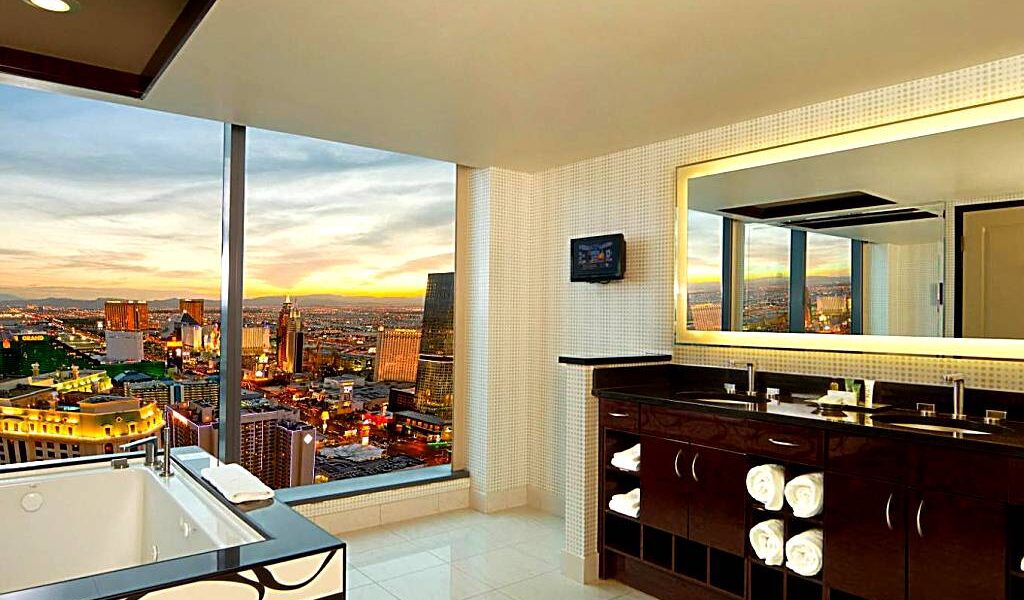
[0,294,424,309]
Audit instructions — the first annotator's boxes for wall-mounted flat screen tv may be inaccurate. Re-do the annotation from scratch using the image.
[570,233,626,282]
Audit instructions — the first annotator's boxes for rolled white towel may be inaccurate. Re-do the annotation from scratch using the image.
[784,472,824,518]
[608,488,641,518]
[785,529,824,577]
[749,519,785,566]
[746,464,785,510]
[201,463,275,504]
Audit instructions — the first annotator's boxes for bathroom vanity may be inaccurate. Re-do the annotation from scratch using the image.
[596,364,1024,600]
[0,447,345,600]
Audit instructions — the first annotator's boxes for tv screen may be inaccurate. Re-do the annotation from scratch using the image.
[571,234,626,282]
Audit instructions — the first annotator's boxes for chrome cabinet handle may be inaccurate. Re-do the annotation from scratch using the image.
[915,499,925,538]
[768,438,800,447]
[673,449,683,478]
[608,412,629,418]
[691,452,700,482]
[885,492,894,531]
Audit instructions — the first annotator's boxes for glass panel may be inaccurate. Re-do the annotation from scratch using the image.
[742,224,790,332]
[805,232,852,334]
[243,128,456,487]
[686,211,724,331]
[0,84,222,466]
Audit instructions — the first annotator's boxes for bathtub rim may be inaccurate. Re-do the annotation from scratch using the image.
[0,446,345,600]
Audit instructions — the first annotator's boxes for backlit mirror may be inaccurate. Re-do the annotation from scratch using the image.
[683,115,1024,340]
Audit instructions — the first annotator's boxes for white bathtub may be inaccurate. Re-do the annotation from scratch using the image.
[0,456,264,594]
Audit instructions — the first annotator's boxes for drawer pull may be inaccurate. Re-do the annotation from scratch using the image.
[673,449,683,479]
[608,412,629,418]
[691,452,700,482]
[768,437,800,448]
[885,492,894,531]
[915,499,925,538]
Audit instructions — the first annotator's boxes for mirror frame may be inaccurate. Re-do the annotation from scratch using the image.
[675,96,1024,359]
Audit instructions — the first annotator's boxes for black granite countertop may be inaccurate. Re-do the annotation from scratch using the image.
[598,383,1024,458]
[1,447,344,600]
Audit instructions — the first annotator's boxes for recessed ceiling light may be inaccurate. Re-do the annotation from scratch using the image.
[23,0,80,13]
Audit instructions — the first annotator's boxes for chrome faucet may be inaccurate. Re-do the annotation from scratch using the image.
[120,435,160,467]
[943,374,967,419]
[730,360,757,396]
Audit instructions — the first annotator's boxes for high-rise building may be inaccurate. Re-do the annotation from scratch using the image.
[167,397,315,489]
[178,299,205,326]
[276,297,304,373]
[125,380,172,409]
[104,330,145,362]
[419,272,455,356]
[170,378,220,405]
[104,300,149,332]
[242,326,271,356]
[413,356,454,421]
[373,327,420,382]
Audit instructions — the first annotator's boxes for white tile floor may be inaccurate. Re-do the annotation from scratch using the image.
[339,507,656,600]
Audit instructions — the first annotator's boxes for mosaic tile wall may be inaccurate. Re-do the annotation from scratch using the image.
[524,54,1024,510]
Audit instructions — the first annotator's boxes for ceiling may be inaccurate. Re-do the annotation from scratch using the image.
[5,0,1024,171]
[0,0,188,73]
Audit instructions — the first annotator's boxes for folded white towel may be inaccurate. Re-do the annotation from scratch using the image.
[608,488,641,518]
[749,519,785,566]
[610,444,641,471]
[616,443,641,459]
[746,464,785,510]
[784,472,824,518]
[785,529,824,577]
[201,463,275,504]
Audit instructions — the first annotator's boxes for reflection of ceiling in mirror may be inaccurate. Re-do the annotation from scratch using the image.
[688,116,1024,244]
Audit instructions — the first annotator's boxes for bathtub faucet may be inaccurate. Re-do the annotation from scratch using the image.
[120,436,160,468]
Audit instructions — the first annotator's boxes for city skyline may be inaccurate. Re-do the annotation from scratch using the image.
[0,83,455,300]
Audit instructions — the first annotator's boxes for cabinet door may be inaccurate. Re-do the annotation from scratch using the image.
[824,473,906,600]
[688,445,747,555]
[908,491,1006,600]
[640,435,689,536]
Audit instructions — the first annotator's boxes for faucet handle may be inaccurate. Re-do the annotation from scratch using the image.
[916,403,937,416]
[943,373,965,384]
[728,360,754,368]
[985,409,1008,424]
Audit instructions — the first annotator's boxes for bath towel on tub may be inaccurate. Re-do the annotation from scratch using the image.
[201,463,275,504]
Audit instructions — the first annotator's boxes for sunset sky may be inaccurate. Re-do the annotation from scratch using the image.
[0,83,455,301]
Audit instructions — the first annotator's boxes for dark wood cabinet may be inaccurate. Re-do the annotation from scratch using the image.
[824,472,906,600]
[907,490,1006,600]
[640,435,690,536]
[688,445,747,555]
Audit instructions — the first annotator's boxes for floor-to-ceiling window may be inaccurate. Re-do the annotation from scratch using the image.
[0,83,457,491]
[805,232,852,334]
[243,127,456,487]
[741,223,791,332]
[687,211,724,331]
[0,83,222,465]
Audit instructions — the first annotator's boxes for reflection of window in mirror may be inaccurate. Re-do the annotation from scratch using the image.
[741,224,790,332]
[686,211,723,331]
[805,233,852,335]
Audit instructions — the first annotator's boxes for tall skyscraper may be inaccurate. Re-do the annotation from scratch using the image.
[276,297,304,373]
[104,330,144,362]
[374,327,421,382]
[242,326,272,356]
[413,356,454,421]
[178,298,205,326]
[413,272,455,422]
[419,272,455,356]
[104,300,149,331]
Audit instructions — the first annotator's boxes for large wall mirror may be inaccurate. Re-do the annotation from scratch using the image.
[676,98,1024,358]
